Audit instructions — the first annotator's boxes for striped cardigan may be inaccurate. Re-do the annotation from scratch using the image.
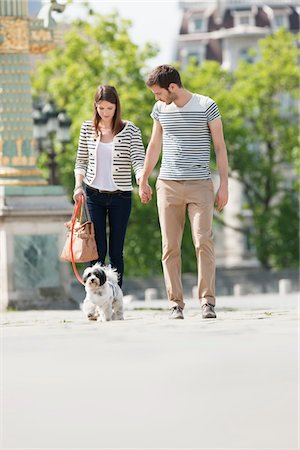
[74,120,145,191]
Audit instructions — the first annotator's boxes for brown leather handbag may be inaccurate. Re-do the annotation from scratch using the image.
[61,196,98,283]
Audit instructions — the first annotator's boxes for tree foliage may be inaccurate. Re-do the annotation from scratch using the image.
[33,9,158,188]
[32,15,299,273]
[182,29,300,269]
[32,9,164,275]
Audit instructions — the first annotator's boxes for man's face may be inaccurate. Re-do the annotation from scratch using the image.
[149,84,177,104]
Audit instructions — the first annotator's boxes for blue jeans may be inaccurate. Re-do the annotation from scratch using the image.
[85,185,132,287]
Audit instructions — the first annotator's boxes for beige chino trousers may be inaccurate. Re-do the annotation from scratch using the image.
[156,179,215,309]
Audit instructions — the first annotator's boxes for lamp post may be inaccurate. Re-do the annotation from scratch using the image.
[32,101,71,185]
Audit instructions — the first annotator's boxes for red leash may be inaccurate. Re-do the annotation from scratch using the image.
[70,196,85,285]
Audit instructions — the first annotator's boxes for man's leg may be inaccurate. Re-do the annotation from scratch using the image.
[186,180,215,307]
[156,180,186,309]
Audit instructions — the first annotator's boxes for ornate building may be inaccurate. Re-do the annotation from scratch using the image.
[177,0,299,70]
[0,0,73,310]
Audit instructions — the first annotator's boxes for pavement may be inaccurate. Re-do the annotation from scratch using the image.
[1,293,299,450]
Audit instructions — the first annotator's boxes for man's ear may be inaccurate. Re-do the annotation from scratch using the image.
[168,83,178,92]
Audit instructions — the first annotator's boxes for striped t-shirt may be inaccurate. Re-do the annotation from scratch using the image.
[151,93,221,180]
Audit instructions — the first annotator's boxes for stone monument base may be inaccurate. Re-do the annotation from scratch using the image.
[0,185,75,310]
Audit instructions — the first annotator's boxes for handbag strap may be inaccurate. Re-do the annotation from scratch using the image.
[70,196,85,285]
[76,196,91,224]
[83,198,92,222]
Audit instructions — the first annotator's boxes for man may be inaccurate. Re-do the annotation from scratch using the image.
[139,65,228,320]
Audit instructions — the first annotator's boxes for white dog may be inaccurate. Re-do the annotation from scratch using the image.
[82,264,124,322]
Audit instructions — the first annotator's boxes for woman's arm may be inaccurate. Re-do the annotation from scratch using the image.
[130,127,146,184]
[73,122,88,202]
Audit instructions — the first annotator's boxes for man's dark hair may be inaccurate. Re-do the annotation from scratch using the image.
[146,65,183,89]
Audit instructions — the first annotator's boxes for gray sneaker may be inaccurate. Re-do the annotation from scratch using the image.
[169,306,184,320]
[202,303,216,319]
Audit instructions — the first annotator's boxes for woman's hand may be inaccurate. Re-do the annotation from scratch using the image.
[73,186,85,203]
[139,178,152,204]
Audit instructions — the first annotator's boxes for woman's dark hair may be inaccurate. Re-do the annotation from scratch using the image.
[146,65,183,89]
[93,85,125,136]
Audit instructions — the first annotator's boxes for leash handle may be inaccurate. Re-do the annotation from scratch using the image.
[70,195,85,285]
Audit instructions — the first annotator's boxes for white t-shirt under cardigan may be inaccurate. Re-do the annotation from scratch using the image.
[151,93,221,180]
[90,141,117,191]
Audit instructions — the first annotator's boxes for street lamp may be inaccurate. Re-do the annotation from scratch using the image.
[32,100,71,185]
[32,107,47,149]
[57,110,72,146]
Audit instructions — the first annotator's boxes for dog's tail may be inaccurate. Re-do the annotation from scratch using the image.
[103,265,119,285]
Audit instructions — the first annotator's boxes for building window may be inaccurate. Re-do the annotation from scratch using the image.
[273,14,288,29]
[189,16,206,33]
[239,48,254,63]
[194,18,204,31]
[245,232,253,253]
[184,44,206,65]
[187,52,201,64]
[239,15,250,25]
[234,12,254,27]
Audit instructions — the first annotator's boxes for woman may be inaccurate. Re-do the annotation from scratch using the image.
[73,85,145,287]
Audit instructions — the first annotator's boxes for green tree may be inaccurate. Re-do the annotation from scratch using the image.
[32,9,162,275]
[182,29,300,269]
[32,10,157,183]
[33,18,299,273]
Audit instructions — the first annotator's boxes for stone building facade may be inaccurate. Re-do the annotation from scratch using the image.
[177,0,299,70]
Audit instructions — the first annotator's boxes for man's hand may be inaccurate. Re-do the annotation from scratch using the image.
[139,178,152,204]
[215,184,228,211]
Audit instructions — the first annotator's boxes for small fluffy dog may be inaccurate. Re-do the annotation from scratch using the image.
[82,264,124,322]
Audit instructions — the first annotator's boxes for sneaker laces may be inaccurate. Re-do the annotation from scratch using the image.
[203,303,214,310]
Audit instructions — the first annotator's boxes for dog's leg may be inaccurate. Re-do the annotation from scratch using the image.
[101,302,112,322]
[112,294,124,320]
[82,300,98,321]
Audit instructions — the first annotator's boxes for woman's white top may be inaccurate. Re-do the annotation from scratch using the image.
[90,141,118,191]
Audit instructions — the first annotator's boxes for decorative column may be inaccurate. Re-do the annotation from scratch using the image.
[0,0,75,310]
[0,0,60,184]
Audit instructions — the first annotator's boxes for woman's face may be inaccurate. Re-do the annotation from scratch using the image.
[96,100,116,122]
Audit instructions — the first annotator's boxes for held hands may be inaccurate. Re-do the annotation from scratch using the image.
[138,178,152,204]
[215,184,228,212]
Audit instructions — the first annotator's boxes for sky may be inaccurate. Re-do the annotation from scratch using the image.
[53,0,183,66]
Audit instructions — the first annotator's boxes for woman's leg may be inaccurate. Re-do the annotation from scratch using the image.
[107,192,132,287]
[85,187,108,265]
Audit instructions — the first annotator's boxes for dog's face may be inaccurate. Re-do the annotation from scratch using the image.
[83,265,107,291]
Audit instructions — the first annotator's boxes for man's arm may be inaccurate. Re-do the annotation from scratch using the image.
[209,118,229,211]
[139,120,163,203]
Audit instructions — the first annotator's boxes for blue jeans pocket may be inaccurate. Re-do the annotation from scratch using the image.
[119,191,132,200]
